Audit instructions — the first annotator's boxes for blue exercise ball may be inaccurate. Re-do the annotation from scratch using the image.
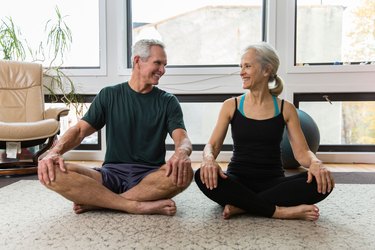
[281,109,320,169]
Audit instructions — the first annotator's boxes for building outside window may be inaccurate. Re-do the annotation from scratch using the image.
[295,0,375,65]
[129,0,264,67]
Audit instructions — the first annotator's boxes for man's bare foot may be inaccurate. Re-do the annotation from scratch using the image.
[74,199,177,216]
[135,199,176,216]
[73,203,101,214]
[222,204,246,220]
[272,204,319,221]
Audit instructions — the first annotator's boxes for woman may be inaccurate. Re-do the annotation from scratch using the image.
[195,42,334,221]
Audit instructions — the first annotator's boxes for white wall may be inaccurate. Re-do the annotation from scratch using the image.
[65,0,375,163]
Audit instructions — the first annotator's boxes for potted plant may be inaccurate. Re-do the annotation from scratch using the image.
[0,6,83,114]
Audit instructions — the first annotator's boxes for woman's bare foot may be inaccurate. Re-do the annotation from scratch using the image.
[73,203,101,214]
[272,204,320,221]
[222,204,246,220]
[135,199,177,216]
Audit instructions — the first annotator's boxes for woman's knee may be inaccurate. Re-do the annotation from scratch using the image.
[194,168,204,187]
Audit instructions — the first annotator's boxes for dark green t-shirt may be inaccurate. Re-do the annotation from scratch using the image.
[82,82,186,166]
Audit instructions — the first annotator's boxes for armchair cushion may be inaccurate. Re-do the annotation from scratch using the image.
[0,119,60,141]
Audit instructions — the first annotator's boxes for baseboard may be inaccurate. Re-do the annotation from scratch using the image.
[63,150,375,164]
[317,152,375,164]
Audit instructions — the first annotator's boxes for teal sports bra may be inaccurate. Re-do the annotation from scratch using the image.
[238,94,280,117]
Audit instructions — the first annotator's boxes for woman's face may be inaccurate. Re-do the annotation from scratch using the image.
[239,49,268,90]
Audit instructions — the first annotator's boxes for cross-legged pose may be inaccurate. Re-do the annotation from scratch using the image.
[195,42,334,221]
[38,39,193,216]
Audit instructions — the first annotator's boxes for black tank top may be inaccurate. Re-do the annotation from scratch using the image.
[227,98,285,178]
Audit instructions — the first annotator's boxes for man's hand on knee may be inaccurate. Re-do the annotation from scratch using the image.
[38,153,66,185]
[165,152,193,187]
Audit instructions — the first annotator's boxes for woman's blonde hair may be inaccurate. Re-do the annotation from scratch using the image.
[243,42,284,96]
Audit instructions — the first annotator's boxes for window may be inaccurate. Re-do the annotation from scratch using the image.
[295,0,375,66]
[165,94,236,151]
[0,0,103,69]
[128,0,264,67]
[294,92,375,152]
[45,95,102,151]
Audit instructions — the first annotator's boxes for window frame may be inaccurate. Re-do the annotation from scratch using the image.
[44,95,102,151]
[294,92,375,152]
[165,94,238,151]
[53,0,107,76]
[118,0,273,76]
[286,0,375,74]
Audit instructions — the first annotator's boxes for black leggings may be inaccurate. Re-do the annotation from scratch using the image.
[194,169,331,218]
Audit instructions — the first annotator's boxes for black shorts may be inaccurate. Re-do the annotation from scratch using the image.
[95,163,160,194]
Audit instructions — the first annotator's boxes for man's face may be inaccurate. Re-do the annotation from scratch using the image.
[138,45,167,85]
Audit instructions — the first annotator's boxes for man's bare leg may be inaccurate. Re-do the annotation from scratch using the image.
[45,164,176,216]
[122,164,194,201]
[62,163,107,214]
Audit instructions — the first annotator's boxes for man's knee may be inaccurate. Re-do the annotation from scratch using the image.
[179,166,194,189]
[44,163,84,191]
[43,166,69,192]
[158,165,193,190]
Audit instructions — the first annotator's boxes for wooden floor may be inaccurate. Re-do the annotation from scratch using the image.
[321,163,375,172]
[67,161,375,172]
[195,162,375,172]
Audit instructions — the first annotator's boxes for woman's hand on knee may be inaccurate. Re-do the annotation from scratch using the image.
[200,159,227,190]
[307,162,335,194]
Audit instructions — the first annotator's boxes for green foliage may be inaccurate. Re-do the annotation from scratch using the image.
[45,6,72,67]
[44,66,84,116]
[342,102,375,144]
[344,0,375,62]
[0,17,25,60]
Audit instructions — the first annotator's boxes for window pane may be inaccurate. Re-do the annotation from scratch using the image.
[131,0,263,66]
[299,101,375,145]
[0,0,100,67]
[165,103,232,145]
[45,103,99,147]
[296,0,375,65]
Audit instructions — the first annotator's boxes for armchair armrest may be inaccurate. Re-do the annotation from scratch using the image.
[44,107,70,121]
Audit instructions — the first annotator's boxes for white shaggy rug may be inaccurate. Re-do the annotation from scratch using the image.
[1,180,374,249]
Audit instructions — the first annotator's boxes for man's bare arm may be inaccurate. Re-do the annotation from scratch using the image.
[38,120,97,184]
[49,120,97,156]
[166,128,192,187]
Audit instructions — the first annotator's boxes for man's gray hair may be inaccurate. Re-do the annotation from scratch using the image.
[131,39,165,62]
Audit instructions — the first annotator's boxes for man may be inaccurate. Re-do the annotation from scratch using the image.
[38,39,193,216]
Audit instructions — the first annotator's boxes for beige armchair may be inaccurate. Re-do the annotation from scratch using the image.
[0,60,69,176]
